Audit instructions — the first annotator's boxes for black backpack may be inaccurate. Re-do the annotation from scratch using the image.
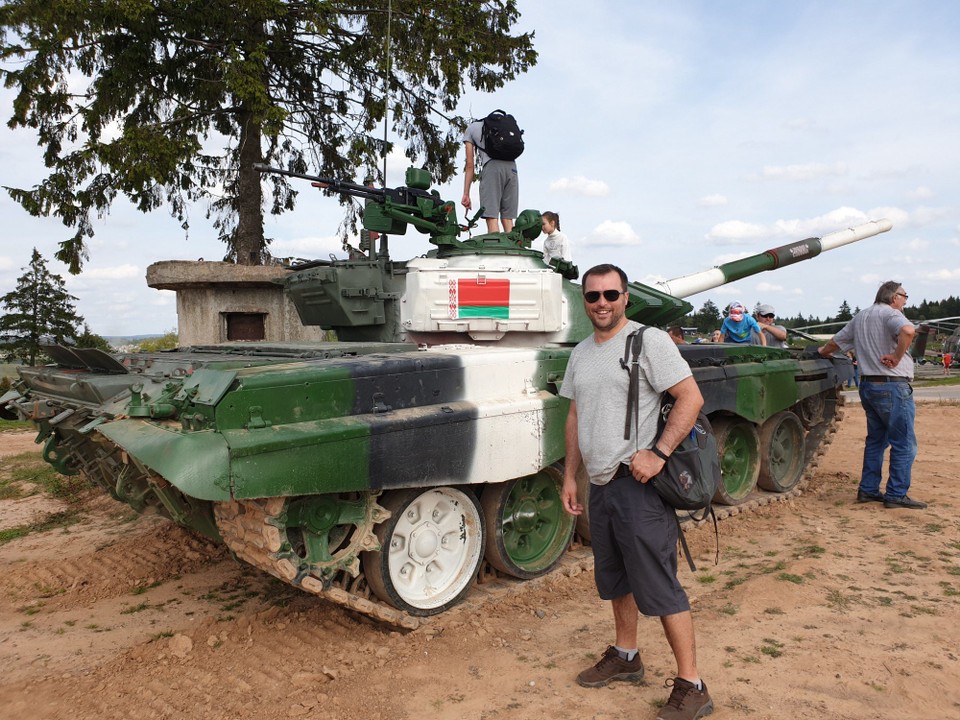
[479,109,524,161]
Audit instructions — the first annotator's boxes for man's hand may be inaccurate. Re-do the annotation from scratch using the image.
[628,450,666,484]
[561,474,583,516]
[461,192,472,211]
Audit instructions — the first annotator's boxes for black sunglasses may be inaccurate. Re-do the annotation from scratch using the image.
[760,313,775,319]
[583,289,626,303]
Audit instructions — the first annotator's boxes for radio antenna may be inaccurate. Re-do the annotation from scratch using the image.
[382,0,393,183]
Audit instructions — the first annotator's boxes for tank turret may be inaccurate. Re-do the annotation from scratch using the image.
[2,164,893,629]
[257,165,891,342]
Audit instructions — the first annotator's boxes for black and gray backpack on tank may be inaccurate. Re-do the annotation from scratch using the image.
[478,109,524,161]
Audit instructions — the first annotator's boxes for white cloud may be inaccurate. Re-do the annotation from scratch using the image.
[698,194,727,207]
[82,264,142,280]
[271,235,344,256]
[923,267,960,281]
[0,256,13,271]
[755,282,783,292]
[761,162,848,181]
[150,290,176,307]
[708,207,909,246]
[583,221,641,246]
[548,176,610,197]
[906,238,929,251]
[783,118,817,132]
[706,220,767,244]
[909,186,933,199]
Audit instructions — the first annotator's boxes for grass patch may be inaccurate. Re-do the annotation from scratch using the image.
[826,589,850,611]
[131,580,163,595]
[763,607,785,615]
[0,419,32,432]
[796,544,826,558]
[10,461,89,500]
[724,576,746,590]
[0,510,81,546]
[760,638,784,658]
[777,573,804,585]
[120,602,151,615]
[0,477,28,500]
[695,573,717,584]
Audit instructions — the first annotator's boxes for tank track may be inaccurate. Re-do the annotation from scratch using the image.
[213,395,845,632]
[213,499,420,630]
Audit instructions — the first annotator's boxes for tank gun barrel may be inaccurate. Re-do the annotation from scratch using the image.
[254,163,400,204]
[654,219,893,299]
[254,163,465,246]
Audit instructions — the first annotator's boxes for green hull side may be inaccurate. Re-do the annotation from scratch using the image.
[99,420,232,501]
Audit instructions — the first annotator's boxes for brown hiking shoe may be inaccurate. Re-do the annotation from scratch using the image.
[576,645,644,688]
[656,677,714,720]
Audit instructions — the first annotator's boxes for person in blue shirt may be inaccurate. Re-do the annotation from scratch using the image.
[720,302,766,345]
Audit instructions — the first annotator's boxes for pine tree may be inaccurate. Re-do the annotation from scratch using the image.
[835,300,853,322]
[0,248,84,365]
[0,1,537,271]
[692,300,722,333]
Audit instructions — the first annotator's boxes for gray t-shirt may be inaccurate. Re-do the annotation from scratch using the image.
[833,303,913,378]
[762,324,788,348]
[560,321,692,485]
[463,120,490,166]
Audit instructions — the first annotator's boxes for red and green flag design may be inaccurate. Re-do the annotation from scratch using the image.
[449,278,510,319]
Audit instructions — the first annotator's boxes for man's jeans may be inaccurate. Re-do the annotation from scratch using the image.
[858,381,917,499]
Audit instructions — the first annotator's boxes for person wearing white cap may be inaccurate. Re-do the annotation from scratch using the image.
[755,304,788,348]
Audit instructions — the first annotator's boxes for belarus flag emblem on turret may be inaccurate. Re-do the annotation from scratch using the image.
[449,278,510,319]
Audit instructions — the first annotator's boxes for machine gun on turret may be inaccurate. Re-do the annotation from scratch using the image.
[254,164,545,258]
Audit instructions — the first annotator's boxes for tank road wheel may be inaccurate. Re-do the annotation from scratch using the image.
[362,487,485,616]
[480,467,575,580]
[712,417,761,505]
[797,392,825,428]
[757,411,807,493]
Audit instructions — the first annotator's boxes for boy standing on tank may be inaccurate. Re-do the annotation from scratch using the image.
[461,116,519,233]
[560,264,715,720]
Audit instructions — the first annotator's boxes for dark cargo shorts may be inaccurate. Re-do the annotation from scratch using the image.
[588,466,690,617]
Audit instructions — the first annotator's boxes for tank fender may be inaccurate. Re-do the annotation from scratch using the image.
[99,419,232,501]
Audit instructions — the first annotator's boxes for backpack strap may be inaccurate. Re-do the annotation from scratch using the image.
[621,326,649,442]
[674,507,719,573]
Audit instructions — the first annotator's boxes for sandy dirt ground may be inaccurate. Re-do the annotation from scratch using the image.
[1,403,958,720]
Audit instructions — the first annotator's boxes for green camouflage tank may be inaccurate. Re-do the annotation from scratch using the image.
[2,165,891,628]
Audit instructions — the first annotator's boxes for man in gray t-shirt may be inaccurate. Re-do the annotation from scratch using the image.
[819,280,922,509]
[461,118,519,234]
[558,263,715,717]
[755,304,788,348]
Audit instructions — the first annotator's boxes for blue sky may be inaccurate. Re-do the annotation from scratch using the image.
[2,0,959,336]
